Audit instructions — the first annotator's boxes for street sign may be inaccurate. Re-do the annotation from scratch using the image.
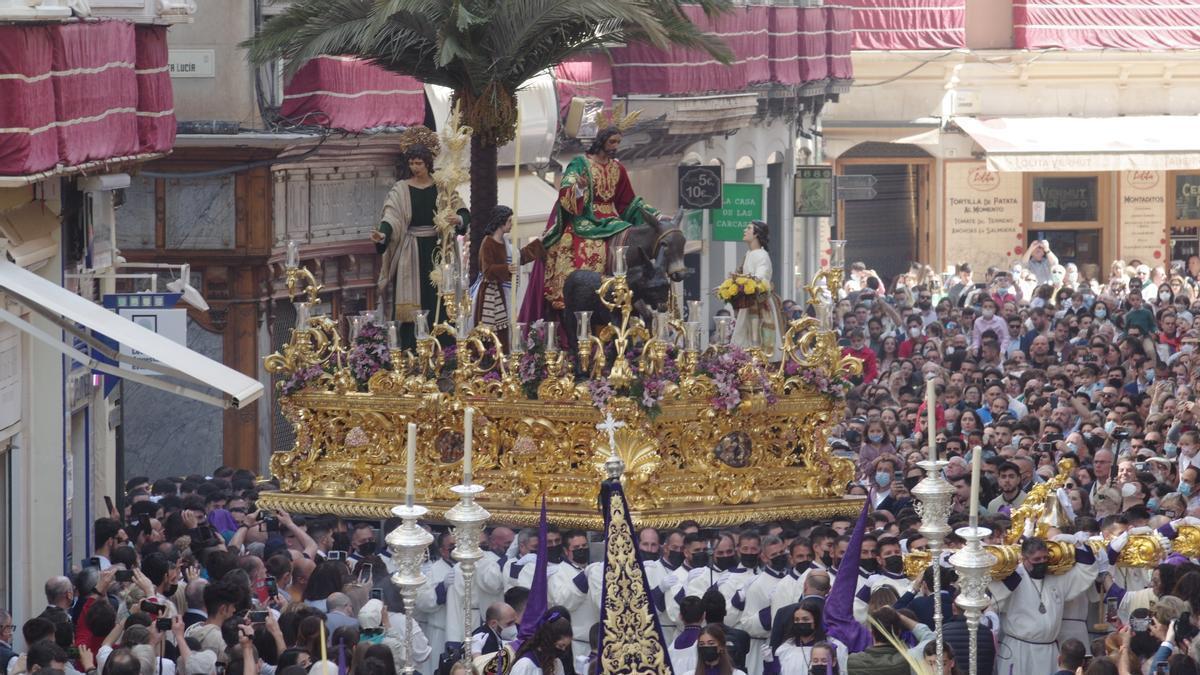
[795,166,833,217]
[678,165,723,210]
[836,185,878,201]
[709,183,763,242]
[837,174,877,189]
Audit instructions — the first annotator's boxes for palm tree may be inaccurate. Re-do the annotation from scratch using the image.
[244,0,731,277]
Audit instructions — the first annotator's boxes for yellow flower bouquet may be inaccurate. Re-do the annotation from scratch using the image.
[717,274,769,310]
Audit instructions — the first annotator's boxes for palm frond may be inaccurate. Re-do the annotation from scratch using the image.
[243,0,376,75]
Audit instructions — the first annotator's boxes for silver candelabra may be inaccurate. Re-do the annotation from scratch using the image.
[949,525,995,675]
[911,457,954,675]
[386,503,434,675]
[445,482,490,666]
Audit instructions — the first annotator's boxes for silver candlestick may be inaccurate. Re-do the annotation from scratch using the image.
[386,504,434,675]
[911,458,954,675]
[445,482,490,666]
[950,525,995,675]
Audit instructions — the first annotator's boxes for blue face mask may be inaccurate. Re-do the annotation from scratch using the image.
[875,472,891,488]
[1147,498,1160,512]
[1166,443,1179,458]
[1181,482,1193,498]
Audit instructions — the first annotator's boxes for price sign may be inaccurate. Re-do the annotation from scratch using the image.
[678,165,723,210]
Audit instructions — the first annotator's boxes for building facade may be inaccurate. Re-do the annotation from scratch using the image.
[822,0,1200,283]
[0,0,268,624]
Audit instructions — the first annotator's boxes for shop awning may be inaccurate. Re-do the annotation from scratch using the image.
[956,116,1200,172]
[0,258,263,409]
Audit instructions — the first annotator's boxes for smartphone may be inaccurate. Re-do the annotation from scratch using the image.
[115,569,134,583]
[1105,597,1119,624]
[370,588,384,601]
[265,576,278,597]
[326,550,346,562]
[1156,663,1170,675]
[155,617,172,631]
[104,495,115,516]
[86,556,102,569]
[248,610,268,624]
[357,563,374,586]
[141,599,165,615]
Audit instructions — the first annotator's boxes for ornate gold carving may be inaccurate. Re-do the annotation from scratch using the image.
[261,263,865,527]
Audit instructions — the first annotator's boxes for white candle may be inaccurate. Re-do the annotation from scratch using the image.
[969,445,982,529]
[463,407,475,485]
[926,378,937,462]
[405,422,416,508]
[510,233,520,349]
[286,240,299,268]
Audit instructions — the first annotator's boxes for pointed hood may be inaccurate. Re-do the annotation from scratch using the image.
[824,499,872,653]
[513,495,549,649]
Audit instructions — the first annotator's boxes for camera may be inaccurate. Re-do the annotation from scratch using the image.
[1113,428,1132,440]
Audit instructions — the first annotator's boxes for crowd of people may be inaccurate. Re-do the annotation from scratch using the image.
[11,247,1200,675]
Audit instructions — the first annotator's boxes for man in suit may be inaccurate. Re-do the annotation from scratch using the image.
[182,580,208,628]
[38,577,74,649]
[469,602,517,657]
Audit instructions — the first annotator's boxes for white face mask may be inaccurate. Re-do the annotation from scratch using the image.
[500,624,518,641]
[909,327,921,338]
[982,309,995,319]
[1120,482,1138,498]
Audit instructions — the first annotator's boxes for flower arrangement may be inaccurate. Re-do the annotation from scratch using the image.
[717,274,769,310]
[280,364,326,396]
[347,320,393,389]
[517,320,550,398]
[697,345,755,412]
[783,358,852,399]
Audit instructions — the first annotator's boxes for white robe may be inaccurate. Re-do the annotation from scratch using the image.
[642,559,679,642]
[736,568,788,675]
[731,248,783,358]
[445,551,506,643]
[775,639,848,675]
[678,565,756,628]
[413,558,453,664]
[546,561,602,657]
[989,555,1098,675]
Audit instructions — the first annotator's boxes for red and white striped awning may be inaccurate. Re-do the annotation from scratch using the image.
[840,0,965,50]
[609,4,853,96]
[0,21,174,179]
[280,56,426,132]
[1015,0,1200,50]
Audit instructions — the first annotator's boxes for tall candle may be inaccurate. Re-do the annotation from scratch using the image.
[926,378,937,462]
[463,407,475,485]
[405,423,416,508]
[286,240,300,268]
[969,445,982,529]
[510,232,520,349]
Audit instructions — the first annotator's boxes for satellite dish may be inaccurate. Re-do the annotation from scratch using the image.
[166,264,209,312]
